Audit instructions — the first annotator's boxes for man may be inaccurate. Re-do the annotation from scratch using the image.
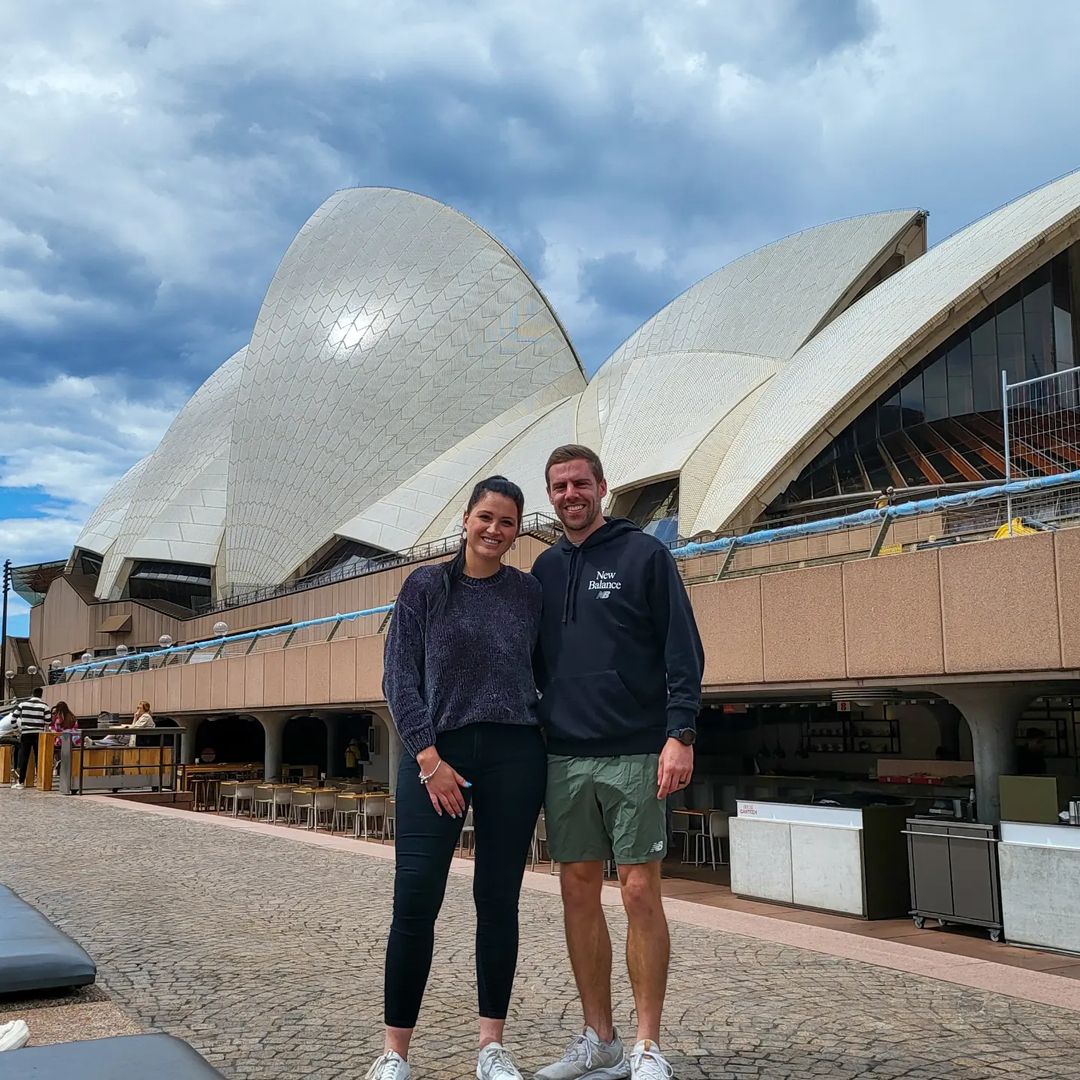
[533,445,704,1080]
[11,687,51,790]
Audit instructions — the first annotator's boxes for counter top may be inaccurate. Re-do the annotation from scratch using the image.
[1000,821,1080,850]
[737,800,862,829]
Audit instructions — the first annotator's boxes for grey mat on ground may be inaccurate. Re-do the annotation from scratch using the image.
[0,886,96,994]
[0,1033,224,1078]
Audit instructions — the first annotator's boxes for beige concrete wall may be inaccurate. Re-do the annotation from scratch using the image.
[41,530,1079,719]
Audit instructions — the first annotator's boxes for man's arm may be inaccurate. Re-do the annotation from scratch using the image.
[648,546,705,798]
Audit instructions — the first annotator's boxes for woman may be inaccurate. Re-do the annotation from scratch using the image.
[127,701,155,747]
[49,701,80,772]
[365,476,546,1080]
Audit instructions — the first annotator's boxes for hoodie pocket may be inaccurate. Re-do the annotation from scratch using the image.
[541,669,645,742]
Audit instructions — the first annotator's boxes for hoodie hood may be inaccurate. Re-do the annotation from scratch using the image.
[558,518,640,624]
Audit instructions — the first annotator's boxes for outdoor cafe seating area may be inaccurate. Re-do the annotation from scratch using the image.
[180,766,400,843]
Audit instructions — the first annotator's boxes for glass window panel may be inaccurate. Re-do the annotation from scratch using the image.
[858,444,893,490]
[1054,307,1075,371]
[998,329,1026,386]
[836,452,865,493]
[1023,281,1053,378]
[899,372,924,427]
[927,450,964,483]
[996,292,1023,336]
[947,339,974,416]
[855,408,877,448]
[923,355,948,420]
[879,392,901,435]
[884,440,926,486]
[953,443,998,479]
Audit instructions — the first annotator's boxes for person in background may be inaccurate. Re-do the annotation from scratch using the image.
[11,687,51,790]
[49,701,80,773]
[128,701,155,747]
[345,738,362,779]
[364,476,546,1080]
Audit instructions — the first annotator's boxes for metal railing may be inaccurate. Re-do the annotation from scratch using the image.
[52,469,1080,684]
[198,512,563,614]
[671,469,1080,581]
[58,727,182,795]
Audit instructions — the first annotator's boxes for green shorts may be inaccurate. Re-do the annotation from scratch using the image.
[545,753,667,865]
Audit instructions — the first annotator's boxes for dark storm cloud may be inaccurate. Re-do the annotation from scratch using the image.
[3,0,1080,573]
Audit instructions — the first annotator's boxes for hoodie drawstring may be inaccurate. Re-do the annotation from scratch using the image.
[561,543,581,624]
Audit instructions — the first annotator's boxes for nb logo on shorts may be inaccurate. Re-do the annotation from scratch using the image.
[649,840,665,852]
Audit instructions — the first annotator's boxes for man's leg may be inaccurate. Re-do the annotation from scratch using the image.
[559,860,614,1042]
[617,861,669,1045]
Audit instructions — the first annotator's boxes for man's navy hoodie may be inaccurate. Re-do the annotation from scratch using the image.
[532,518,704,757]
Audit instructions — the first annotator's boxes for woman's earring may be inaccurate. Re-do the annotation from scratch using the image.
[460,528,467,541]
[511,540,517,550]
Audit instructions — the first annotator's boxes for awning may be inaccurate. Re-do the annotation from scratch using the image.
[9,560,66,606]
[99,613,133,633]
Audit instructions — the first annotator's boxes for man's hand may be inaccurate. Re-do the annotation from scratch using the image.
[657,737,694,799]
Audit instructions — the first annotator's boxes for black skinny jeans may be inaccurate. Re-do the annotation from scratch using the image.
[15,732,39,781]
[384,722,546,1029]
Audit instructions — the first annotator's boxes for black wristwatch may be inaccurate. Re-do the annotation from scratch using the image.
[668,727,696,746]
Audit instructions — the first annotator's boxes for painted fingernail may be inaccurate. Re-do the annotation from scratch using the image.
[462,781,472,788]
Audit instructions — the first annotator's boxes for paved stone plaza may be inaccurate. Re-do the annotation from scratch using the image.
[2,790,1080,1079]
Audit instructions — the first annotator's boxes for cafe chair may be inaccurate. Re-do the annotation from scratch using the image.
[332,793,359,834]
[694,810,731,870]
[290,788,314,828]
[360,795,387,839]
[233,782,257,818]
[312,790,337,831]
[381,798,396,841]
[458,806,475,857]
[253,785,275,821]
[218,780,239,815]
[272,786,294,823]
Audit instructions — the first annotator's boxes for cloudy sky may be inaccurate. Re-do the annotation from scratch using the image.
[2,0,1080,635]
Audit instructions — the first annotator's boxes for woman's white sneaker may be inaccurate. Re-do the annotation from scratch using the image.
[0,1019,30,1052]
[534,1027,630,1080]
[364,1050,410,1079]
[628,1041,673,1080]
[477,1042,524,1079]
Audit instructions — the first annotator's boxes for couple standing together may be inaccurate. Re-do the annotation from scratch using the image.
[369,444,704,1080]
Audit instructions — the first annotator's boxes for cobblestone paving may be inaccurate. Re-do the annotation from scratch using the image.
[3,789,1080,1080]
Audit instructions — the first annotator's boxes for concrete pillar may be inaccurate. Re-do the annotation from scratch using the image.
[179,717,202,764]
[324,714,343,780]
[938,686,1035,825]
[369,706,403,794]
[256,714,287,781]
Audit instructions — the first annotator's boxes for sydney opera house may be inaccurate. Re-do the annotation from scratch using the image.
[8,168,1080,893]
[46,170,1080,612]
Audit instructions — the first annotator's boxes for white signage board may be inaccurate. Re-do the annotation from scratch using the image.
[736,800,862,830]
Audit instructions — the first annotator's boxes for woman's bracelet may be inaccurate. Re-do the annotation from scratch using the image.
[418,759,442,785]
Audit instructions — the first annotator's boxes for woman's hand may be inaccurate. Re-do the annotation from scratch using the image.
[416,747,470,817]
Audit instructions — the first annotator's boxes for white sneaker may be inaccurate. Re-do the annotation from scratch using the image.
[628,1041,673,1080]
[364,1050,410,1079]
[535,1027,630,1080]
[478,1042,524,1079]
[10,783,23,791]
[0,1019,30,1051]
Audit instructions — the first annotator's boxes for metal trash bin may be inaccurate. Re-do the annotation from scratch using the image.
[903,818,1003,941]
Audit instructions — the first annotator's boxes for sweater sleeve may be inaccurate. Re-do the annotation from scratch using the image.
[382,575,438,760]
[647,546,705,733]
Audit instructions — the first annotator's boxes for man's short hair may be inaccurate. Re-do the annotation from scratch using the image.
[31,687,44,697]
[545,444,605,488]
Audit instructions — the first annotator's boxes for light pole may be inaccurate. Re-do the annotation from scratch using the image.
[1,559,10,701]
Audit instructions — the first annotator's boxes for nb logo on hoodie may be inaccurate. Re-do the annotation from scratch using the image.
[588,569,622,599]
